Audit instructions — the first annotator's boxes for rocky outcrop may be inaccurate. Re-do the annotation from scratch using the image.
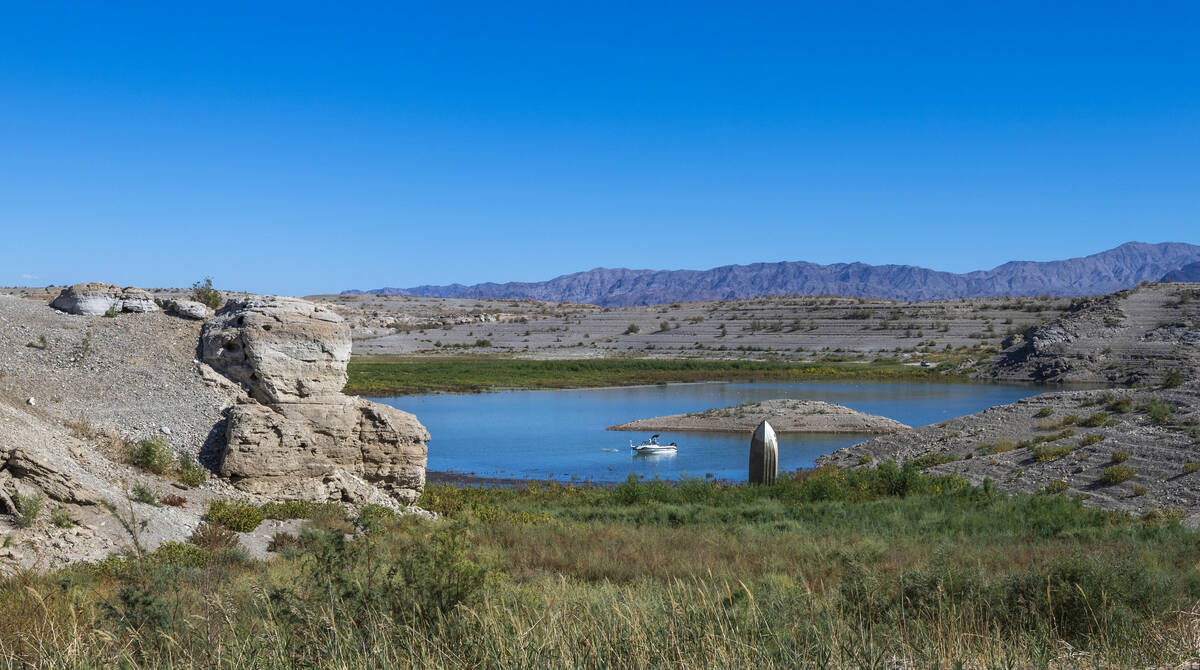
[608,399,910,434]
[50,283,161,316]
[983,282,1200,385]
[159,298,213,320]
[818,383,1200,519]
[202,296,428,505]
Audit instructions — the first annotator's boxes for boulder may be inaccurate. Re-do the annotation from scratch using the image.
[201,296,349,404]
[50,283,162,315]
[201,297,428,505]
[160,299,213,320]
[50,283,122,316]
[118,287,159,313]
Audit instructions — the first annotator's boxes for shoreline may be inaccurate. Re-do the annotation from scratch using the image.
[343,355,1085,397]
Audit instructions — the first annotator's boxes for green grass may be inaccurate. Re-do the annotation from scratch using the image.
[5,467,1200,667]
[345,355,966,395]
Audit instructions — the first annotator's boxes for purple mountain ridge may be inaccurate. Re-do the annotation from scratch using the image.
[344,242,1200,307]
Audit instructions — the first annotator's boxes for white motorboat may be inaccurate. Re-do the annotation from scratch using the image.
[630,434,678,454]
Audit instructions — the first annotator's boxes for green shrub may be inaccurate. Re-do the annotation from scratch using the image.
[1081,412,1110,427]
[1132,485,1149,497]
[12,492,44,528]
[1032,445,1072,462]
[51,506,74,528]
[1100,465,1136,485]
[1110,450,1129,464]
[623,323,641,335]
[191,277,223,310]
[260,500,318,520]
[178,457,207,487]
[1163,371,1184,389]
[857,455,874,465]
[1108,397,1134,413]
[1078,434,1105,447]
[206,499,264,533]
[1034,407,1053,418]
[1140,399,1174,425]
[356,504,399,533]
[1183,462,1200,475]
[1043,479,1069,494]
[982,440,1020,454]
[132,486,161,507]
[130,435,174,475]
[146,541,205,568]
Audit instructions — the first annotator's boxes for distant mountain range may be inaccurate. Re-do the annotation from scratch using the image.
[343,241,1200,307]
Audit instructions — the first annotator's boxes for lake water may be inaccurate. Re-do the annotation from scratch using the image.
[374,381,1042,483]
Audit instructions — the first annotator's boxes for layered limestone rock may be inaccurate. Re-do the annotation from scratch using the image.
[201,296,427,504]
[50,283,161,315]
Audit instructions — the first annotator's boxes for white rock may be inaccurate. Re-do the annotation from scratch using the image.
[26,397,35,406]
[160,426,171,435]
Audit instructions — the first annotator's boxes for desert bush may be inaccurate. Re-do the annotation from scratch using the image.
[12,492,44,528]
[1110,450,1130,464]
[1163,371,1184,389]
[1140,399,1174,425]
[1132,485,1149,497]
[177,457,207,487]
[191,277,223,310]
[146,540,205,568]
[1032,445,1072,462]
[259,500,318,520]
[982,440,1020,454]
[1185,462,1200,475]
[189,521,239,550]
[1081,412,1110,427]
[1078,434,1106,447]
[130,435,173,475]
[623,323,641,335]
[267,531,301,553]
[1108,397,1134,413]
[160,494,186,507]
[1101,465,1136,485]
[1034,407,1053,418]
[131,486,160,507]
[50,506,74,528]
[206,499,263,533]
[1044,479,1069,494]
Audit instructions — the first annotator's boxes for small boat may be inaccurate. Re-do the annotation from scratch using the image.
[630,434,678,454]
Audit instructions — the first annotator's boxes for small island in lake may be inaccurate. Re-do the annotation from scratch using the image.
[607,399,911,434]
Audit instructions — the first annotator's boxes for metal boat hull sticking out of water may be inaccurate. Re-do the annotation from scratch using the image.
[631,434,678,454]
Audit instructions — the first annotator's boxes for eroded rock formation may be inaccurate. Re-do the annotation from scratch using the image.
[51,283,161,316]
[201,296,428,504]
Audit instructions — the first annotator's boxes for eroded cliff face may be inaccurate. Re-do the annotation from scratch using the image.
[202,296,428,505]
[984,282,1200,385]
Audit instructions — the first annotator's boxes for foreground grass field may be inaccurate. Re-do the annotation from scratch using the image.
[344,355,968,395]
[3,466,1200,668]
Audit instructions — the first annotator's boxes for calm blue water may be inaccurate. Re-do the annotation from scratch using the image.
[374,381,1041,483]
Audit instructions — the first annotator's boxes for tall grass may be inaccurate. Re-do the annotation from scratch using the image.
[3,468,1200,668]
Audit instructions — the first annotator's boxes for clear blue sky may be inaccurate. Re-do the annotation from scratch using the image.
[2,2,1198,295]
